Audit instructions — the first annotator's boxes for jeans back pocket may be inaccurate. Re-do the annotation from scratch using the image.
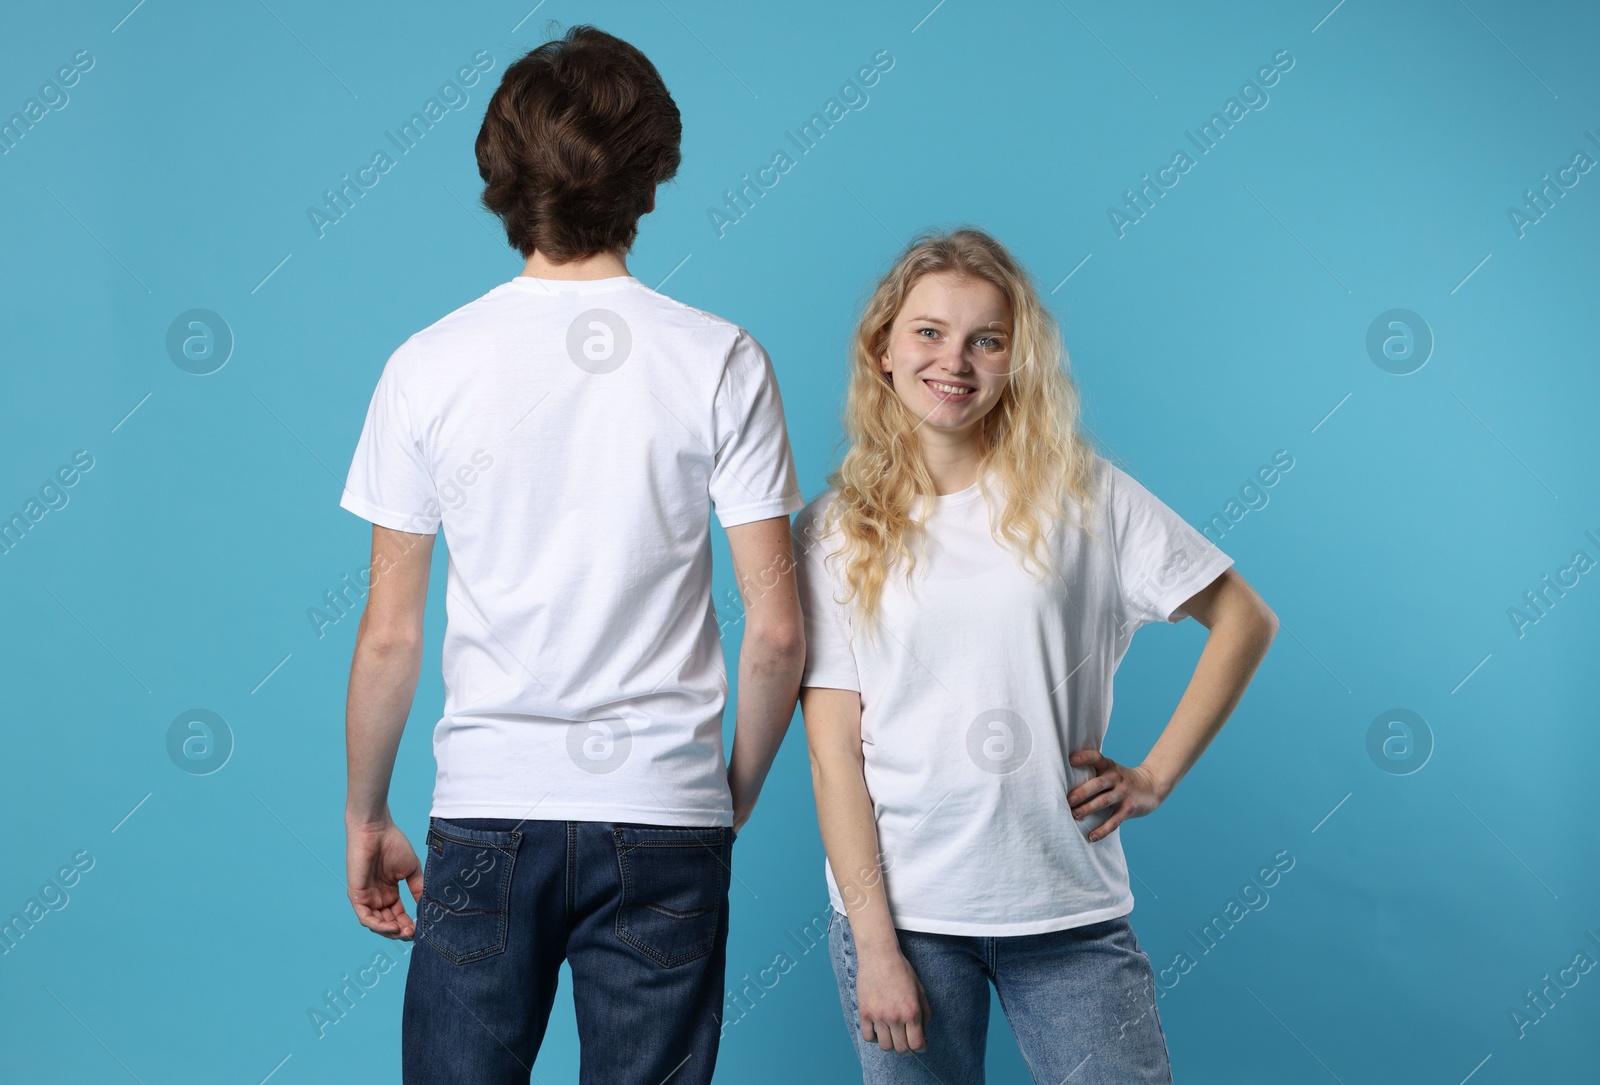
[417,820,519,964]
[612,825,731,968]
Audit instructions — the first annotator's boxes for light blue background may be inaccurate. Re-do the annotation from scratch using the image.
[3,1,1598,1081]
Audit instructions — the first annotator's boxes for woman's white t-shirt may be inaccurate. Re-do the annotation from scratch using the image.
[793,455,1233,935]
[340,274,803,825]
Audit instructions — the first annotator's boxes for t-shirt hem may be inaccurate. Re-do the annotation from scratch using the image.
[716,490,805,528]
[1158,552,1234,622]
[829,896,1135,937]
[800,673,862,692]
[430,799,732,826]
[339,490,441,534]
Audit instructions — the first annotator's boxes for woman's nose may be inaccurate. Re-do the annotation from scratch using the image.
[943,348,975,374]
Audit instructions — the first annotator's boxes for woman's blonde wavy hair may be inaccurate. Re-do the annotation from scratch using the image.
[811,226,1101,637]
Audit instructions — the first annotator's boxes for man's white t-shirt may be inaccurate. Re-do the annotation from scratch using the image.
[793,455,1233,935]
[341,273,803,825]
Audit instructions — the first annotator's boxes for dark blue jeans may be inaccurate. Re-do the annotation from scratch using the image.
[402,817,736,1085]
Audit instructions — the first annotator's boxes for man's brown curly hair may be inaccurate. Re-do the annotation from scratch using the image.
[476,25,681,261]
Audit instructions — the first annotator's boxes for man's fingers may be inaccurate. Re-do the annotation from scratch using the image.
[379,895,414,924]
[351,892,416,939]
[389,906,416,940]
[353,906,400,937]
[889,1021,910,1053]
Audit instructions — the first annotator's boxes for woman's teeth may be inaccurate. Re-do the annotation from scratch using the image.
[926,380,973,396]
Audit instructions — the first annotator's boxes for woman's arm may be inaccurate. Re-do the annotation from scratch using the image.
[801,686,933,1053]
[1070,568,1278,838]
[1142,568,1277,793]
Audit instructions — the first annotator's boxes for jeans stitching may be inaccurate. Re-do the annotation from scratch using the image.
[611,829,726,968]
[418,825,518,965]
[830,915,862,1045]
[565,821,576,922]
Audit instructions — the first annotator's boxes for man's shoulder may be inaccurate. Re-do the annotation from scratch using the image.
[631,286,766,371]
[408,280,514,339]
[401,279,752,362]
[632,283,746,337]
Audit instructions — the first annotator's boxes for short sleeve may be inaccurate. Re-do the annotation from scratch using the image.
[709,330,804,529]
[339,341,442,535]
[1104,460,1233,629]
[792,501,861,692]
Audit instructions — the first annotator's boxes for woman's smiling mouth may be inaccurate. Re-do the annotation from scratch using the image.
[925,378,975,400]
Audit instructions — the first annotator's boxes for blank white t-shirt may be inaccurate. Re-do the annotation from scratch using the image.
[341,274,803,825]
[793,455,1233,935]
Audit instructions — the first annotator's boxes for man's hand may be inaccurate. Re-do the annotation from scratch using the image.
[730,777,758,835]
[346,817,424,940]
[1067,748,1169,843]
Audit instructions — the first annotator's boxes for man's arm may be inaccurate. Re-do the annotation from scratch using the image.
[344,523,434,939]
[723,514,807,832]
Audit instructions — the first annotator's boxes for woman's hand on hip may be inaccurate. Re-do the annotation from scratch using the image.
[855,943,933,1053]
[1067,748,1167,842]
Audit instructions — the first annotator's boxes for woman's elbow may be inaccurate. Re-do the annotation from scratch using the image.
[807,744,864,789]
[1253,600,1280,650]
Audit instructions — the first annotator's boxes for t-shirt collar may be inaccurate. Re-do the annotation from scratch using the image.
[504,274,641,295]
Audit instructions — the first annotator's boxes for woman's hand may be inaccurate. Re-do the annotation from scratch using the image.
[855,942,933,1053]
[1067,748,1169,842]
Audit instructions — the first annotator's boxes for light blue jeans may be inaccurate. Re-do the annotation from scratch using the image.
[828,908,1173,1084]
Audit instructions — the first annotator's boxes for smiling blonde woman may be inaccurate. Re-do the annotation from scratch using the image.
[794,227,1279,1083]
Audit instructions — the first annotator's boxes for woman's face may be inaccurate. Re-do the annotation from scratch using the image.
[878,270,1011,440]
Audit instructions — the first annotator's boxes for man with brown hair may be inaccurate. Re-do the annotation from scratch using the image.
[338,24,806,1084]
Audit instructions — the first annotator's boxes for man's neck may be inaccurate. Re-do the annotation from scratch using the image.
[520,248,629,281]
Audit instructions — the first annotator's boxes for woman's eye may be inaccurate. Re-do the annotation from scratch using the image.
[976,336,1004,351]
[916,327,938,339]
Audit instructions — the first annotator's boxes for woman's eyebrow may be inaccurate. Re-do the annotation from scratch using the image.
[906,315,1012,331]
